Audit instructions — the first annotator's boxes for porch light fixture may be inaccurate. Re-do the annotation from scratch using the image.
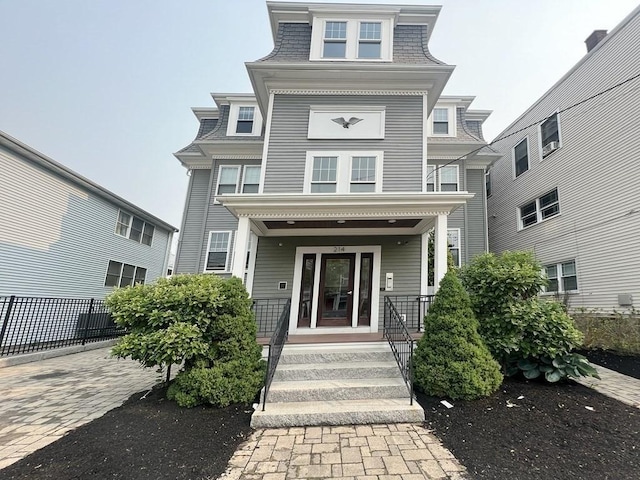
[286,220,295,225]
[337,220,346,224]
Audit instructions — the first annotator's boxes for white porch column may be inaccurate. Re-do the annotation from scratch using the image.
[231,216,251,281]
[433,213,448,292]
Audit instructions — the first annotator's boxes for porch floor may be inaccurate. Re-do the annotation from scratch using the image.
[257,331,423,346]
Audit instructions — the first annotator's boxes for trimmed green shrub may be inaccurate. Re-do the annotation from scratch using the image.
[413,270,502,400]
[460,251,598,382]
[107,274,265,407]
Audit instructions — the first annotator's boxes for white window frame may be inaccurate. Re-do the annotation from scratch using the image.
[115,209,154,246]
[309,16,394,61]
[517,188,560,230]
[104,260,147,288]
[513,137,530,178]
[542,260,578,294]
[215,165,241,199]
[304,151,383,194]
[538,111,562,160]
[204,231,233,273]
[115,210,132,237]
[425,164,459,192]
[485,169,492,198]
[428,105,457,137]
[447,228,462,267]
[241,165,261,194]
[225,103,263,137]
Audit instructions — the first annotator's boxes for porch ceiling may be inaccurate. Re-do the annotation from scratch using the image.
[218,192,474,236]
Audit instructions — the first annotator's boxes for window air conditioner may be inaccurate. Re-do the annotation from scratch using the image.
[542,141,559,156]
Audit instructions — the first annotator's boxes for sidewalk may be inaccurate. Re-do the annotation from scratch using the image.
[0,347,160,469]
[574,363,640,409]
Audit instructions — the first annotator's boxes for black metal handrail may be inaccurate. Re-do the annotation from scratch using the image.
[384,296,415,404]
[262,298,291,411]
[252,298,291,338]
[0,295,123,356]
[385,295,434,332]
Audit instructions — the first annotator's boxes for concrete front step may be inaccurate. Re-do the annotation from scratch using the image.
[265,377,409,403]
[251,398,424,428]
[273,361,399,381]
[278,349,396,365]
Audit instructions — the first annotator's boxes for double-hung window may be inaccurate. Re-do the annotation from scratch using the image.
[358,22,381,58]
[518,188,560,229]
[425,165,459,192]
[217,166,240,195]
[540,113,560,157]
[205,231,231,272]
[105,260,147,287]
[544,260,577,293]
[236,107,255,134]
[447,229,461,267]
[311,17,392,61]
[323,21,347,58]
[115,210,154,246]
[432,108,449,134]
[242,166,261,193]
[514,138,529,177]
[306,151,382,193]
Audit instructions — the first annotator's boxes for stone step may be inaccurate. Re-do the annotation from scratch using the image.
[273,361,399,381]
[251,398,424,428]
[278,346,395,365]
[265,377,409,403]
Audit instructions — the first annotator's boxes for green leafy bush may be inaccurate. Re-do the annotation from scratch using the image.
[460,251,598,382]
[413,270,502,400]
[107,274,265,407]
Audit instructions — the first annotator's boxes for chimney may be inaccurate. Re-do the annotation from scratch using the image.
[585,30,607,53]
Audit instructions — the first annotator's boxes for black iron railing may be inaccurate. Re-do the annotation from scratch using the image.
[385,295,434,332]
[262,298,291,411]
[252,298,291,338]
[0,296,123,356]
[384,296,415,404]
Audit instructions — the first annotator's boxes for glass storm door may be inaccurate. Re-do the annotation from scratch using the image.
[317,254,355,327]
[297,254,316,328]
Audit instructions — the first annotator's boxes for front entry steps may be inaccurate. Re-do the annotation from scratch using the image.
[251,343,424,428]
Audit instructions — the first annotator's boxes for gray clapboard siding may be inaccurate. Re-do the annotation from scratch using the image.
[0,148,171,298]
[264,95,423,193]
[175,168,211,274]
[487,8,640,310]
[465,169,488,261]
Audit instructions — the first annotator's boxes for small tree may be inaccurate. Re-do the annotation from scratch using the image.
[107,274,265,407]
[413,270,502,400]
[460,251,598,382]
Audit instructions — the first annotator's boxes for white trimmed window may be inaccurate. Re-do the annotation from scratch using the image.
[447,229,461,267]
[310,17,393,61]
[305,151,383,194]
[216,166,240,195]
[544,260,577,293]
[518,188,560,229]
[205,231,232,272]
[242,166,261,193]
[115,210,154,246]
[226,103,263,136]
[485,170,492,198]
[425,165,459,192]
[540,113,561,158]
[514,138,529,177]
[105,260,147,287]
[429,105,456,137]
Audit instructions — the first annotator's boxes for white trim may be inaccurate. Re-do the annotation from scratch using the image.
[225,102,263,137]
[310,16,394,62]
[231,218,251,279]
[420,231,429,296]
[428,105,457,137]
[447,228,461,267]
[304,150,384,194]
[307,105,386,140]
[241,165,261,193]
[422,93,428,192]
[203,230,233,273]
[538,110,563,162]
[245,233,258,295]
[512,136,530,179]
[211,154,262,160]
[517,187,560,231]
[258,92,275,194]
[542,259,578,294]
[214,165,241,202]
[433,214,448,292]
[289,245,382,335]
[115,209,132,238]
[270,89,429,96]
[114,209,155,247]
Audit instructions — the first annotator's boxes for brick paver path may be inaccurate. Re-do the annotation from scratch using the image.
[0,347,160,469]
[574,363,640,409]
[219,424,468,480]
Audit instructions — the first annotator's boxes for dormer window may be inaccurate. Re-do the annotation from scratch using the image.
[236,107,255,133]
[429,106,456,137]
[310,17,393,61]
[226,102,263,136]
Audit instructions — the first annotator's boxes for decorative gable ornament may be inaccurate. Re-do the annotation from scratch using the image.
[331,117,363,128]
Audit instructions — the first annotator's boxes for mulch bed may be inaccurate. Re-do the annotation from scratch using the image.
[579,349,640,380]
[0,386,254,480]
[2,351,639,480]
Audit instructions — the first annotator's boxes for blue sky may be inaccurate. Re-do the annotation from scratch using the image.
[0,0,637,239]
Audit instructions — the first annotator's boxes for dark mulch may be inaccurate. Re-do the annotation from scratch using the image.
[1,386,254,480]
[578,349,640,380]
[3,351,640,480]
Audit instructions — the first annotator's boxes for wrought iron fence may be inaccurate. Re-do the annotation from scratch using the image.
[384,295,434,332]
[383,296,415,404]
[262,298,291,411]
[0,296,123,356]
[252,297,291,338]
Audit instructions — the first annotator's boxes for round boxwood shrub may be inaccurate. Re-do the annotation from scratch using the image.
[413,270,502,400]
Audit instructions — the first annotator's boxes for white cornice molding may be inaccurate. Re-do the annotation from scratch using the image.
[211,154,262,160]
[272,89,428,96]
[240,210,453,218]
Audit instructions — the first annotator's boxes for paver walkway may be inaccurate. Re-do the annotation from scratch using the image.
[0,347,160,469]
[574,363,640,408]
[220,424,468,480]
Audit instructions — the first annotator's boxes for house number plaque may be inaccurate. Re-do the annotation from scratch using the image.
[333,246,345,253]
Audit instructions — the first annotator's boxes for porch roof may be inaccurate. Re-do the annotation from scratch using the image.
[217,192,474,236]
